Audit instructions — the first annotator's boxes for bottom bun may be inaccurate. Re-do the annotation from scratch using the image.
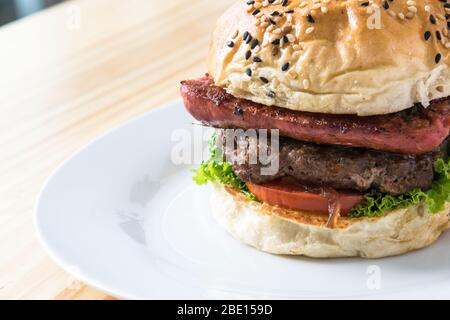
[211,184,450,258]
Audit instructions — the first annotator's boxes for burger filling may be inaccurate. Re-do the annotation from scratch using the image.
[181,76,450,226]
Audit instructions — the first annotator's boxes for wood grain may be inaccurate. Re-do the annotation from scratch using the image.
[0,0,234,300]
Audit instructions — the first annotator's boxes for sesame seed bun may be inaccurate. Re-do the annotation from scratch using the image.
[207,0,450,116]
[211,184,450,258]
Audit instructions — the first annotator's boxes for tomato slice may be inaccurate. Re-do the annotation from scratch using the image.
[247,179,364,216]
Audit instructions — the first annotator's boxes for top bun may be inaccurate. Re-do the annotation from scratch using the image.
[207,0,450,116]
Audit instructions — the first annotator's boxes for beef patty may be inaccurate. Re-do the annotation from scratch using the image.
[217,130,449,195]
[181,76,450,155]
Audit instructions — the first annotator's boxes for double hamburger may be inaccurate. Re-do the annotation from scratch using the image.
[181,0,450,258]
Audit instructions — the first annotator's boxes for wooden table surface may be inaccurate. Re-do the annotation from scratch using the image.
[0,0,234,300]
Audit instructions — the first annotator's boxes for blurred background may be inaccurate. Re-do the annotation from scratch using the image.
[0,0,65,26]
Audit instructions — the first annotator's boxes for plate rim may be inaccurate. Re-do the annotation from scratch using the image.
[33,99,450,300]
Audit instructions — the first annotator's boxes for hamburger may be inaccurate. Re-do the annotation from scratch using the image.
[180,0,450,258]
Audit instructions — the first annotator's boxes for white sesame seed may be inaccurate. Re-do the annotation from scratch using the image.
[424,5,431,13]
[303,79,310,89]
[407,6,417,13]
[388,10,396,17]
[406,12,415,19]
[406,0,416,6]
[398,13,405,20]
[321,6,329,13]
[305,26,315,34]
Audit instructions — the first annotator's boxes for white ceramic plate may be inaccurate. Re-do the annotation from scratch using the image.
[35,101,450,299]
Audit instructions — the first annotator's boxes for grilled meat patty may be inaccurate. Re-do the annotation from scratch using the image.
[217,130,449,195]
[181,76,450,155]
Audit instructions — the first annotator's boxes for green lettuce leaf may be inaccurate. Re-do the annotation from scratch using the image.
[350,157,450,217]
[424,158,450,213]
[192,132,255,200]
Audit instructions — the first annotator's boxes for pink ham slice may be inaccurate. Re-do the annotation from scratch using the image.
[180,76,450,155]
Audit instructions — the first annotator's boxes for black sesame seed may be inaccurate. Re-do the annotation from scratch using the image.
[444,3,450,9]
[285,9,294,14]
[435,53,442,64]
[260,77,269,84]
[245,50,252,60]
[269,18,277,25]
[282,0,288,6]
[268,0,275,3]
[226,41,234,48]
[271,11,280,16]
[252,9,261,16]
[246,0,255,5]
[281,63,290,71]
[246,68,252,77]
[446,13,450,20]
[233,107,243,116]
[361,1,369,6]
[382,1,389,9]
[267,91,276,98]
[251,39,259,49]
[283,35,289,44]
[271,38,280,45]
[424,31,432,41]
[243,31,250,41]
[253,56,262,63]
[430,15,436,24]
[448,21,450,29]
[245,34,253,44]
[307,14,315,23]
[436,31,442,41]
